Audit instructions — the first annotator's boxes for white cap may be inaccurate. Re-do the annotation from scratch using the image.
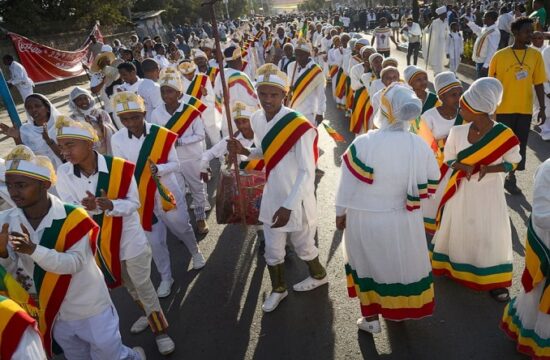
[436,6,447,15]
[434,71,462,97]
[5,145,56,184]
[101,44,113,53]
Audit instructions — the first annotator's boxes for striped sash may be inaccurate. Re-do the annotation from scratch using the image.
[34,205,99,357]
[164,103,201,138]
[521,217,550,313]
[134,125,178,231]
[186,74,208,100]
[228,71,257,99]
[93,156,135,289]
[206,67,219,85]
[290,64,325,108]
[436,123,519,227]
[350,86,373,134]
[261,111,318,179]
[475,29,495,57]
[0,264,39,318]
[328,64,339,78]
[0,296,36,360]
[334,68,348,99]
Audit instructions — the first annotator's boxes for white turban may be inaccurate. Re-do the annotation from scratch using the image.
[434,71,462,97]
[460,78,503,115]
[436,6,447,15]
[374,83,422,130]
[368,53,383,64]
[356,38,370,46]
[403,65,427,85]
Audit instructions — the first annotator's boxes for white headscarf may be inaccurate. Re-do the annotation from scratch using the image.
[374,83,422,131]
[69,87,97,120]
[460,77,503,115]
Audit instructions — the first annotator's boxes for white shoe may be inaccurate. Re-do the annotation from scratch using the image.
[155,334,175,355]
[133,346,146,360]
[157,279,174,298]
[357,317,381,334]
[292,276,328,292]
[262,291,288,312]
[192,252,206,270]
[130,316,149,334]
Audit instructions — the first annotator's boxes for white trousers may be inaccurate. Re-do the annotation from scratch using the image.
[263,213,319,266]
[122,245,162,316]
[53,305,140,360]
[448,57,460,73]
[175,155,208,220]
[146,199,199,281]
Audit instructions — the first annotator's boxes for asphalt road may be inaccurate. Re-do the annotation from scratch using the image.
[110,49,550,360]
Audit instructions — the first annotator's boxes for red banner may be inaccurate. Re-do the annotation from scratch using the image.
[8,25,103,84]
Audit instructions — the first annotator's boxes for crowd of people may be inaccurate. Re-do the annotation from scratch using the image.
[0,2,550,359]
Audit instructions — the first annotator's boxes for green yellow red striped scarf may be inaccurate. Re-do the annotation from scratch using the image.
[134,124,178,231]
[334,67,348,99]
[186,73,209,100]
[261,111,318,179]
[521,217,550,313]
[289,64,324,108]
[436,123,519,227]
[228,71,257,99]
[206,66,219,85]
[164,103,202,138]
[0,295,37,360]
[350,87,373,134]
[328,64,339,78]
[34,204,99,357]
[93,156,135,289]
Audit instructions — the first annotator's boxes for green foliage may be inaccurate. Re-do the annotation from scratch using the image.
[0,0,131,35]
[298,0,327,12]
[462,38,474,65]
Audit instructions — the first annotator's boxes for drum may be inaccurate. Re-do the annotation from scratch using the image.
[216,169,265,225]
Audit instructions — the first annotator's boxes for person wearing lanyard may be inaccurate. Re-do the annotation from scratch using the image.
[489,17,546,194]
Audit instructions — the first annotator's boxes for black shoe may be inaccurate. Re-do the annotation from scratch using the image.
[489,288,510,303]
[504,176,522,195]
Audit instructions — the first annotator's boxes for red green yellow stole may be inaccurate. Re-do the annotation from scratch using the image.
[93,156,135,289]
[0,264,39,318]
[206,66,219,86]
[289,64,324,108]
[241,60,249,72]
[186,74,209,100]
[186,95,206,113]
[134,124,178,231]
[0,295,37,360]
[34,204,99,357]
[228,71,257,99]
[261,111,318,179]
[254,30,264,42]
[342,143,373,184]
[328,64,339,78]
[350,87,373,134]
[334,68,348,99]
[436,123,519,227]
[239,144,265,170]
[521,217,550,313]
[164,103,201,138]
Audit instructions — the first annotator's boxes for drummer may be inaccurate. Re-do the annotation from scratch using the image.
[228,63,328,313]
[200,101,263,179]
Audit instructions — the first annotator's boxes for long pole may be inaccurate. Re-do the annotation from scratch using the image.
[0,69,21,128]
[202,0,247,225]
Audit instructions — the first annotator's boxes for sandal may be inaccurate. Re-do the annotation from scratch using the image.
[489,288,510,303]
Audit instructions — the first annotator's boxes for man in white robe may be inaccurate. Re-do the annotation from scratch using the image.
[228,64,328,313]
[3,55,34,100]
[423,6,450,75]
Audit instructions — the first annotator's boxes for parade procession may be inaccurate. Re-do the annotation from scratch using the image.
[1,0,550,359]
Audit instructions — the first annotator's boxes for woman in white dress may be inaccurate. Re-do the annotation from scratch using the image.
[431,78,521,302]
[501,159,550,358]
[0,93,63,168]
[418,72,464,234]
[335,83,440,334]
[403,65,439,114]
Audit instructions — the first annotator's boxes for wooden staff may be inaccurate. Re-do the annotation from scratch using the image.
[202,0,247,225]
